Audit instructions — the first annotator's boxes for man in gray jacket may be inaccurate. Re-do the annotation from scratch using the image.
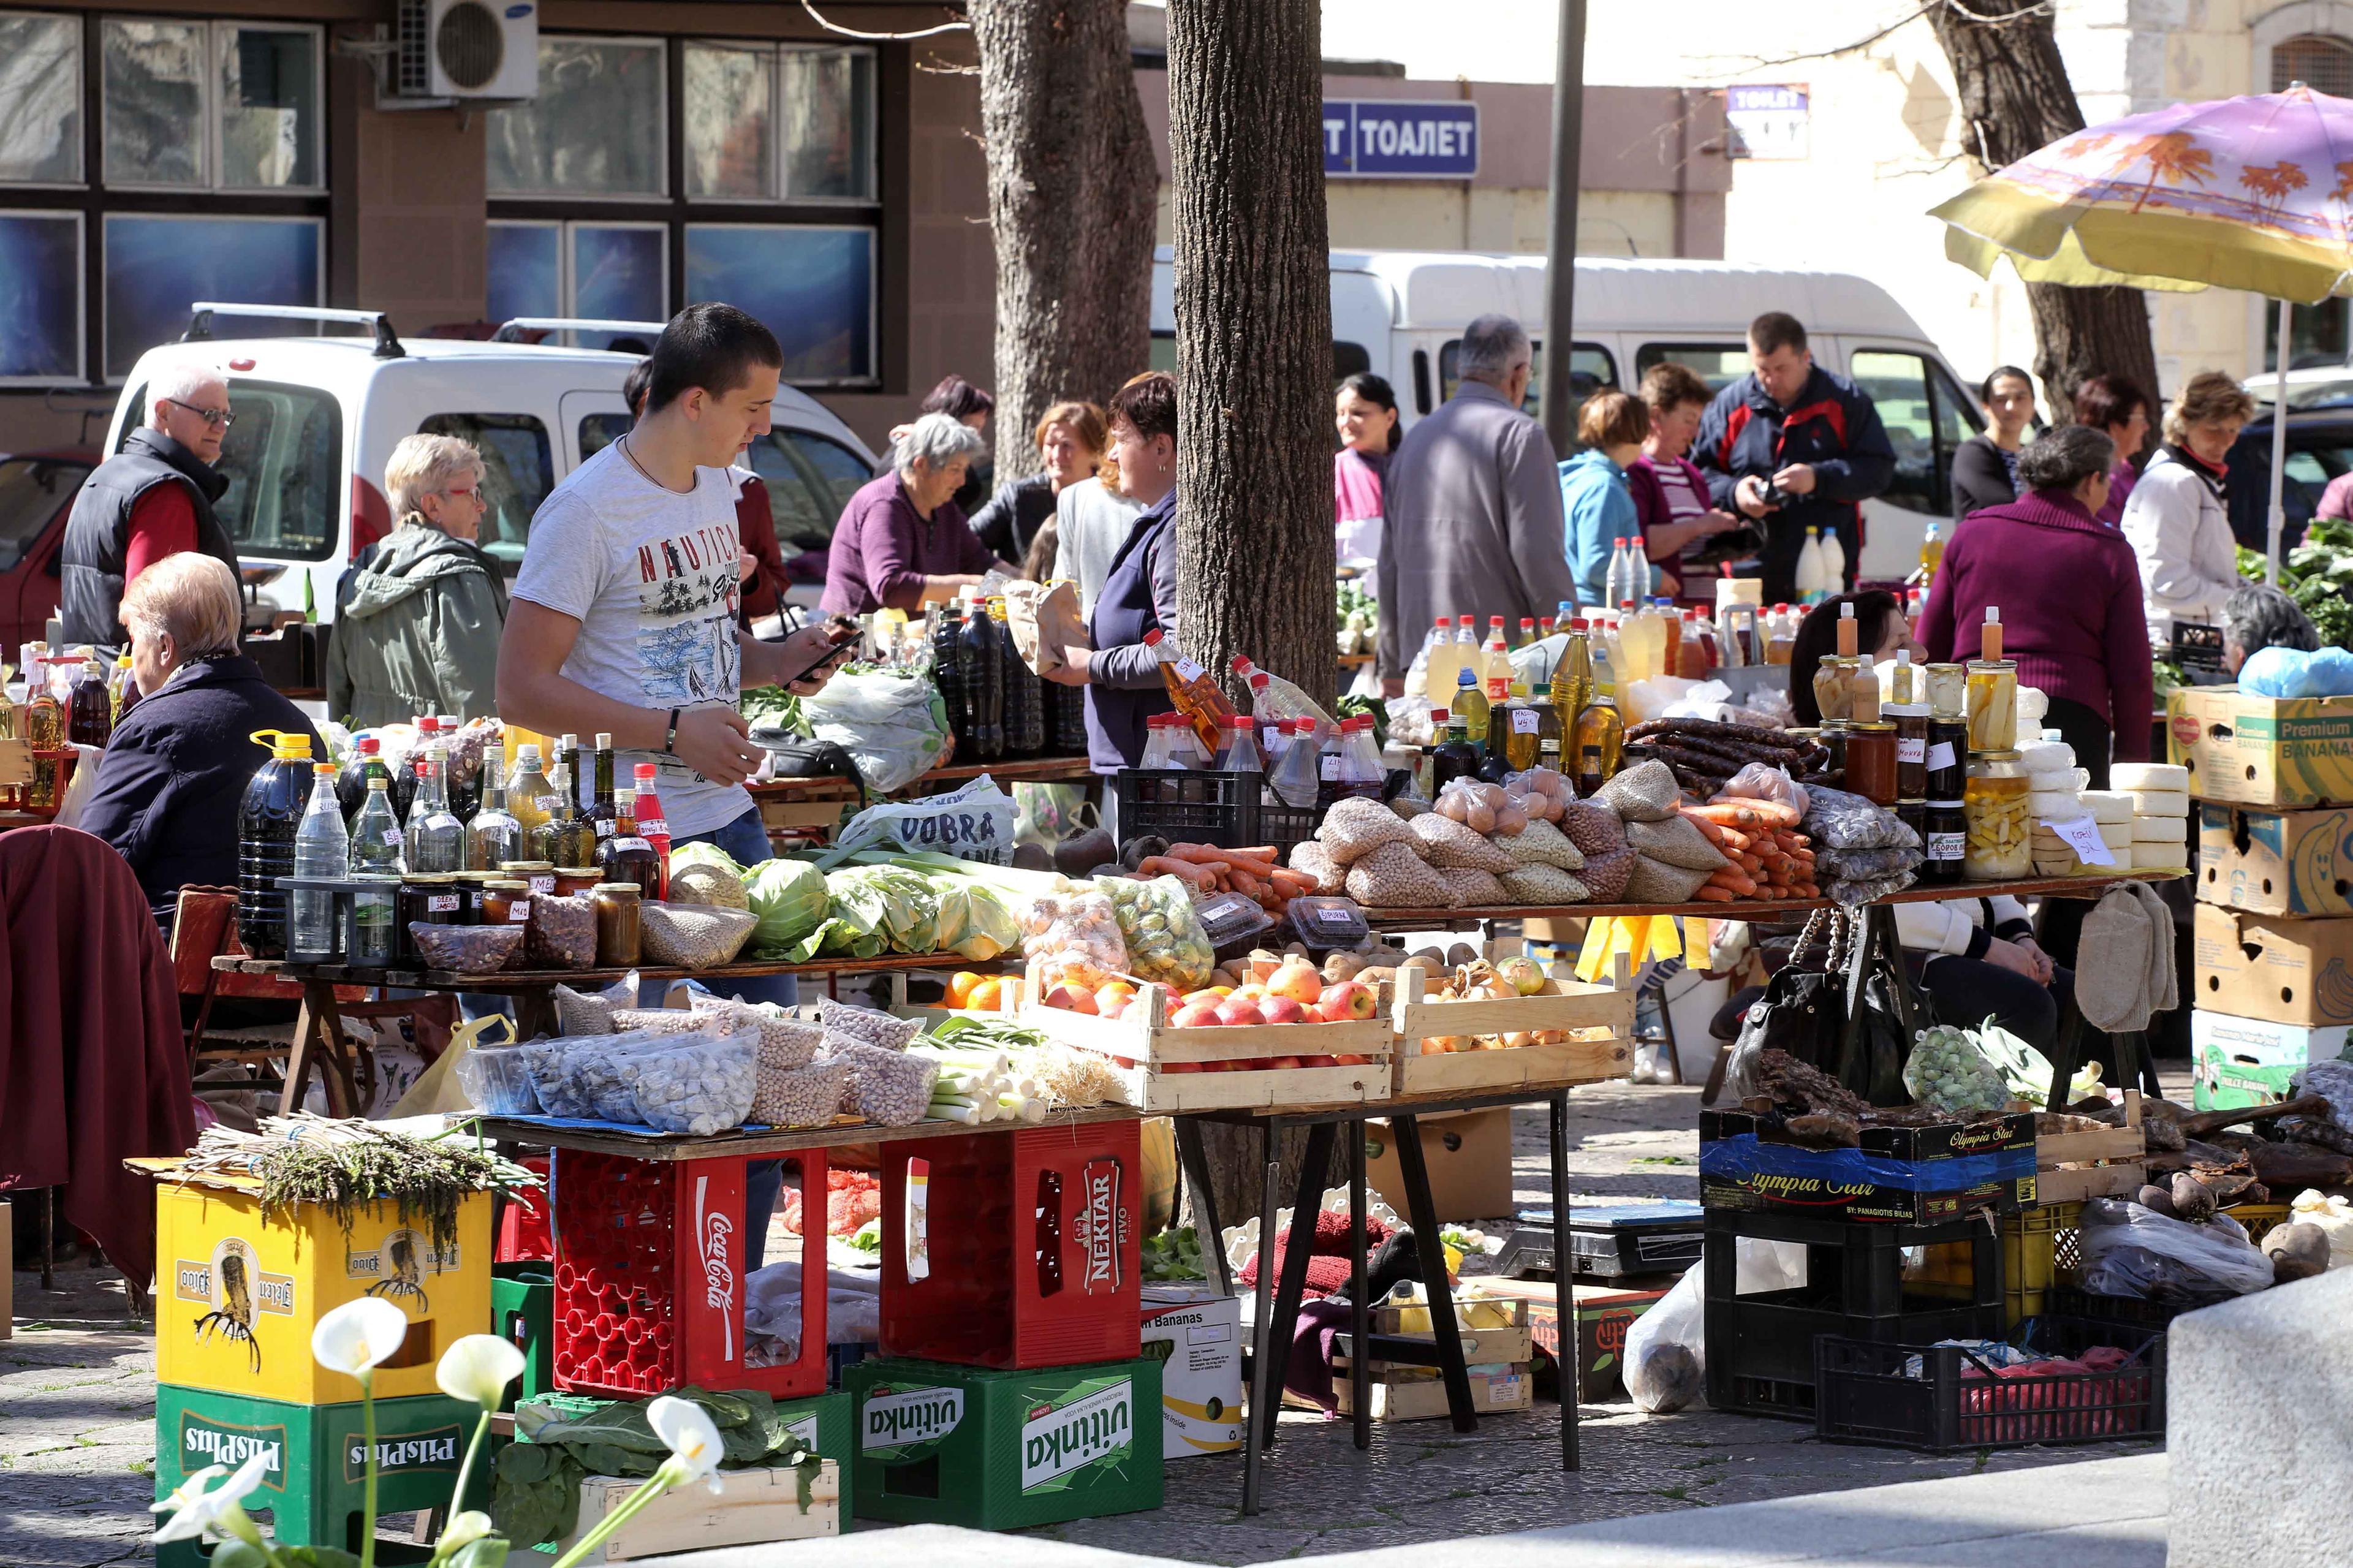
[1376,314,1575,695]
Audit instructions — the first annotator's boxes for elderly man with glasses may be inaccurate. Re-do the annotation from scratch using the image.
[60,360,244,648]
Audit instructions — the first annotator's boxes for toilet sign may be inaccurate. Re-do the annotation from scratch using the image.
[1324,100,1480,179]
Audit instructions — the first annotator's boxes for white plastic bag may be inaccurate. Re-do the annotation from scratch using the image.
[2078,1198,2275,1303]
[2290,1189,2353,1269]
[1623,1268,1703,1412]
[822,776,1018,865]
[793,668,953,793]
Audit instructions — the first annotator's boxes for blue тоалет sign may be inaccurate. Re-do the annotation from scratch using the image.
[1323,100,1479,179]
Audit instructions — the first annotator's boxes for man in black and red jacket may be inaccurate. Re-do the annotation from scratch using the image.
[1694,311,1895,602]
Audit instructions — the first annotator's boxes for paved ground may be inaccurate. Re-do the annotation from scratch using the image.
[4,1078,2178,1568]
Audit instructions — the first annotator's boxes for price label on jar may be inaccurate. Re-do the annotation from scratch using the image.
[2046,814,2116,866]
[594,820,615,838]
[537,795,562,812]
[506,900,532,922]
[1896,736,1927,764]
[1175,657,1206,683]
[1926,740,1958,772]
[384,828,404,847]
[1319,755,1341,779]
[1510,708,1541,735]
[426,894,460,913]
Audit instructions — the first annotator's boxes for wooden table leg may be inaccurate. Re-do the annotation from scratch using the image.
[2044,996,2088,1115]
[1258,1121,1335,1455]
[1392,1113,1477,1433]
[1241,1130,1282,1518]
[1349,1117,1370,1453]
[312,983,363,1116]
[1172,1117,1229,1298]
[1550,1091,1578,1471]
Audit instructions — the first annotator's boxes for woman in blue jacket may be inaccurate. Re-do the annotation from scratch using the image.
[1559,390,1651,610]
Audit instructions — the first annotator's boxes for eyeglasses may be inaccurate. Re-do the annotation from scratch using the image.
[440,485,482,501]
[165,398,235,430]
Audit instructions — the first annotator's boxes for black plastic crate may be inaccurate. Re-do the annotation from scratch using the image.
[1115,768,1262,847]
[1259,800,1319,858]
[1814,1314,2165,1453]
[2045,1284,2192,1330]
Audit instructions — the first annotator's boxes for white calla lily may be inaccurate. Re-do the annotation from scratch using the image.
[151,1452,271,1544]
[646,1396,726,1492]
[311,1297,411,1378]
[151,1464,227,1517]
[436,1335,526,1410]
[435,1510,495,1555]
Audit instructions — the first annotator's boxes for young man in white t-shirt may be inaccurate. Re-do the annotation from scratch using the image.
[501,304,853,1262]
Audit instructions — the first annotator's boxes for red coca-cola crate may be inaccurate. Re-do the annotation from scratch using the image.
[550,1148,827,1399]
[496,1156,553,1262]
[879,1119,1142,1369]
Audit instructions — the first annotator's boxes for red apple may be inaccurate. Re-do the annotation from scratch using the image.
[1170,1002,1224,1028]
[1317,982,1377,1022]
[1259,996,1307,1026]
[1215,998,1265,1028]
[1270,1055,1305,1069]
[1045,985,1099,1015]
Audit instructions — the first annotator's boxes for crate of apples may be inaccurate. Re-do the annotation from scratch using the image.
[1021,953,1396,1113]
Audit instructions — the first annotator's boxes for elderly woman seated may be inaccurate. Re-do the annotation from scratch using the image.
[2220,581,2321,676]
[79,553,323,925]
[820,412,1010,615]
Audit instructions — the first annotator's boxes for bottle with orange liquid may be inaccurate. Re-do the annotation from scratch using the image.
[1143,628,1236,749]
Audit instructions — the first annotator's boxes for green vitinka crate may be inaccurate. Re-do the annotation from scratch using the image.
[491,1263,555,1411]
[515,1388,857,1537]
[154,1384,488,1568]
[846,1355,1162,1529]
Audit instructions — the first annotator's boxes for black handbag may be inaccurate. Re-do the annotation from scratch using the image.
[749,729,871,805]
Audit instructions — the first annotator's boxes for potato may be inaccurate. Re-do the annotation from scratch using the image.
[1357,966,1397,989]
[2263,1222,2330,1284]
[2170,1172,2217,1223]
[1410,947,1447,964]
[1284,941,1310,957]
[1323,951,1366,982]
[1445,942,1480,966]
[2135,1184,2178,1219]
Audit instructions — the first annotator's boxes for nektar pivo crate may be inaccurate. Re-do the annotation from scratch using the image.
[845,1355,1163,1529]
[1698,1109,2036,1225]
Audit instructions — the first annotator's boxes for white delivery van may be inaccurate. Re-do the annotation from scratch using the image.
[1150,250,1982,583]
[104,306,877,624]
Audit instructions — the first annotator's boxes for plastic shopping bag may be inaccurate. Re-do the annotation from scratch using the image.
[822,776,1020,866]
[796,668,953,794]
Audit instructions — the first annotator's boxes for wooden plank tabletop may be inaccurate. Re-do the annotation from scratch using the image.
[210,949,1022,990]
[1358,868,2186,926]
[474,1103,1140,1159]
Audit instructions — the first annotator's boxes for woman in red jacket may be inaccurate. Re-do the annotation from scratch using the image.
[1917,423,2153,789]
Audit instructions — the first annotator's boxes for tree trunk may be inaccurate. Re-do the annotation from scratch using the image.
[1165,0,1336,1227]
[1928,0,2161,447]
[969,0,1158,481]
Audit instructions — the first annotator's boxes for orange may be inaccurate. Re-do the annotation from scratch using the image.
[968,977,1004,1012]
[945,970,985,1008]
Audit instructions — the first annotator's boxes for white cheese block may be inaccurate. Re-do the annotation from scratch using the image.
[2112,762,2188,792]
[2028,767,2091,794]
[2080,789,2135,824]
[2133,841,2188,868]
[2098,820,2134,848]
[2132,814,2190,843]
[2019,740,2075,772]
[2129,788,2191,818]
[2028,793,2086,821]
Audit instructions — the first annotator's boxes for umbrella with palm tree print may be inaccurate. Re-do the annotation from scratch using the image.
[1931,83,2353,580]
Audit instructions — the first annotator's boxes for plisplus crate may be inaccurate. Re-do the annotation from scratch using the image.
[845,1355,1163,1529]
[879,1120,1143,1369]
[550,1148,828,1399]
[155,1172,492,1405]
[153,1384,488,1568]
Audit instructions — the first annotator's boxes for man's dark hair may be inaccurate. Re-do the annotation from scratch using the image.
[1108,371,1178,447]
[645,303,783,414]
[1748,311,1808,357]
[623,357,653,418]
[920,374,995,422]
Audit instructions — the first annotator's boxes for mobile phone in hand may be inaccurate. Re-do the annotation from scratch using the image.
[779,615,862,688]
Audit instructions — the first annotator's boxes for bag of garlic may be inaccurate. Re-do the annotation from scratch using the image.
[755,1058,853,1129]
[631,1034,759,1135]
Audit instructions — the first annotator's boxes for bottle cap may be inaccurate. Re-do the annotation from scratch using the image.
[616,789,636,810]
[517,743,539,762]
[1431,708,1449,724]
[634,761,657,778]
[594,732,612,749]
[357,736,379,754]
[1457,668,1477,686]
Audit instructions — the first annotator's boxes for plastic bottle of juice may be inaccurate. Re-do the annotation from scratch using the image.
[1618,601,1664,685]
[1211,714,1264,773]
[1267,718,1320,807]
[1449,665,1490,744]
[1341,716,1386,798]
[1552,620,1593,746]
[1482,624,1513,684]
[1766,604,1797,665]
[1139,713,1178,770]
[1919,520,1944,585]
[1232,654,1336,733]
[1143,628,1235,749]
[1420,616,1461,703]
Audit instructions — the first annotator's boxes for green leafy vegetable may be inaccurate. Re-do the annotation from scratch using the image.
[848,1218,881,1254]
[1141,1225,1208,1282]
[746,856,832,957]
[740,685,806,733]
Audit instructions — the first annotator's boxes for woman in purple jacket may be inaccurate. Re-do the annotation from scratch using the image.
[1626,362,1743,597]
[1916,423,2152,789]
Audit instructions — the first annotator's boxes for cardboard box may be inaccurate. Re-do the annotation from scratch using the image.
[1333,1366,1531,1422]
[1459,1278,1675,1404]
[2191,1009,2352,1110]
[2196,803,2353,917]
[2169,684,2353,808]
[1363,1108,1515,1223]
[1137,1286,1240,1459]
[2192,904,2353,1026]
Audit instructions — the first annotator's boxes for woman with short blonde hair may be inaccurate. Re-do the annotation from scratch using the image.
[2122,370,2256,634]
[383,433,487,522]
[968,401,1110,573]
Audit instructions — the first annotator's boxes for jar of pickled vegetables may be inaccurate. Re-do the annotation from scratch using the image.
[1965,658,2018,752]
[1925,662,1966,719]
[1811,656,1866,723]
[1962,750,2031,880]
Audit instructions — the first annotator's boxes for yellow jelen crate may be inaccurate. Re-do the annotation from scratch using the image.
[155,1172,493,1405]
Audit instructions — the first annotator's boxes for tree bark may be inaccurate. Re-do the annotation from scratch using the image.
[1928,0,2161,447]
[1165,0,1336,1227]
[969,0,1158,481]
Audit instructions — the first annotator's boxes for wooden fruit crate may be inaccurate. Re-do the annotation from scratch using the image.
[552,1459,840,1561]
[882,969,1025,1027]
[1018,957,1394,1112]
[1332,1366,1533,1422]
[2034,1089,2146,1204]
[1389,953,1634,1096]
[1330,1294,1534,1371]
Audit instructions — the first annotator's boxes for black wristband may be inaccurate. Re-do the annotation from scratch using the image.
[664,708,681,754]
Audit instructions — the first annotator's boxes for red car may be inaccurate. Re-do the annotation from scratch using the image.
[0,450,97,652]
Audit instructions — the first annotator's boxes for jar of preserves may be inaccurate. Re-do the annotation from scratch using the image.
[1926,716,1968,799]
[1819,721,1848,781]
[451,871,490,925]
[1895,798,1927,846]
[500,859,558,898]
[1887,702,1931,799]
[553,866,602,898]
[1844,720,1899,805]
[1925,662,1966,719]
[592,882,642,968]
[1965,658,2019,752]
[1962,750,2031,880]
[396,873,464,964]
[1811,655,1866,723]
[480,878,532,928]
[1923,800,1967,885]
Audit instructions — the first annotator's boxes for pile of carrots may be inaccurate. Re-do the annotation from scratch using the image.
[1129,843,1317,914]
[1680,798,1821,903]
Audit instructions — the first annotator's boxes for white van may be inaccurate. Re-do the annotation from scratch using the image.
[1150,250,1982,582]
[104,306,877,624]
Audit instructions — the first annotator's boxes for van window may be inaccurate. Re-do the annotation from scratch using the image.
[1636,343,1748,389]
[417,414,553,566]
[1849,350,1979,517]
[580,412,629,459]
[1439,339,1616,417]
[121,378,342,561]
[744,428,872,551]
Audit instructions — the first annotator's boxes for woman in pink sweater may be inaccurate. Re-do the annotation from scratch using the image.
[1917,423,2153,787]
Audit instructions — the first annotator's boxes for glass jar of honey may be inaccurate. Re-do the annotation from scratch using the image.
[480,878,532,927]
[1844,720,1900,805]
[592,882,642,968]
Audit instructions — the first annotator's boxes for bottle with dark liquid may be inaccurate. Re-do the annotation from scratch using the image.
[67,658,112,746]
[597,788,661,896]
[957,588,1004,760]
[932,600,970,757]
[1430,709,1481,792]
[338,734,393,825]
[237,729,319,957]
[990,597,1045,757]
[583,732,618,845]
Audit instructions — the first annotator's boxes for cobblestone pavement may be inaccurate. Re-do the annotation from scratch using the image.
[5,1077,2179,1567]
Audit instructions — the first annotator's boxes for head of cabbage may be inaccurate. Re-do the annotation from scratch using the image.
[667,841,751,911]
[745,856,831,957]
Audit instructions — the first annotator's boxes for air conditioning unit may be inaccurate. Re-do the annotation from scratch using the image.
[390,0,537,102]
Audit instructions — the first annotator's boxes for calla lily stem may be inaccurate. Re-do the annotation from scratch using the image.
[437,1407,496,1560]
[358,1371,380,1568]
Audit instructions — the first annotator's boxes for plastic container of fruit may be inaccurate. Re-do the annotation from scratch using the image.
[1283,895,1372,956]
[1195,889,1277,962]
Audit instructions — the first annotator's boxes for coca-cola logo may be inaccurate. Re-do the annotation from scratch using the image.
[703,1213,735,1311]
